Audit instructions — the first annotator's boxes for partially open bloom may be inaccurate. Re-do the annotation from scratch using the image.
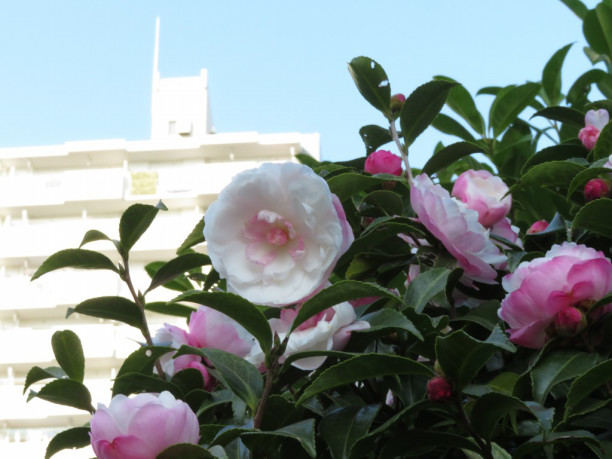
[364,150,402,176]
[452,170,512,228]
[554,307,587,337]
[499,242,612,348]
[527,219,549,234]
[584,178,610,201]
[579,109,609,150]
[410,173,506,284]
[204,162,353,306]
[268,302,370,370]
[188,306,255,357]
[90,391,200,459]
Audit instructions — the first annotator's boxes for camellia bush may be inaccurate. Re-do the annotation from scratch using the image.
[24,1,612,457]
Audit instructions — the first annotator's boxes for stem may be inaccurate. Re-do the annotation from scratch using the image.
[122,259,166,381]
[253,359,279,429]
[389,119,414,184]
[454,397,493,459]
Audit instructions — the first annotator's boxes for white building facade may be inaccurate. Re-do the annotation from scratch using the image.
[0,31,319,457]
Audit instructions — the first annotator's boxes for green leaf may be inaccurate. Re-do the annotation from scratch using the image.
[297,354,432,404]
[319,405,380,459]
[560,0,588,19]
[435,76,485,134]
[145,301,196,319]
[490,82,541,137]
[45,427,91,459]
[470,393,534,441]
[177,219,205,255]
[146,253,211,293]
[359,125,392,155]
[290,281,401,333]
[51,330,85,383]
[400,80,457,147]
[542,44,573,105]
[326,172,406,202]
[23,366,66,394]
[282,350,355,369]
[243,419,317,458]
[422,141,485,176]
[360,190,404,216]
[119,203,162,256]
[565,359,612,419]
[68,296,144,331]
[348,56,392,118]
[30,379,95,413]
[115,346,173,380]
[521,144,587,174]
[183,347,263,412]
[453,300,502,331]
[531,106,585,126]
[431,113,476,142]
[436,327,515,391]
[567,69,608,105]
[31,248,119,281]
[403,268,452,313]
[113,373,182,398]
[567,166,612,197]
[513,430,600,458]
[171,368,206,394]
[380,430,481,457]
[573,199,612,238]
[171,291,272,356]
[157,443,219,458]
[78,229,117,249]
[583,4,612,58]
[589,121,612,161]
[531,350,599,405]
[359,308,423,341]
[515,160,585,190]
[146,261,194,292]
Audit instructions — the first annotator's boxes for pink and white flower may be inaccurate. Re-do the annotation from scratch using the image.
[364,150,402,176]
[268,302,370,371]
[204,162,353,306]
[410,173,506,284]
[90,391,200,459]
[499,242,612,348]
[527,219,549,234]
[579,109,609,150]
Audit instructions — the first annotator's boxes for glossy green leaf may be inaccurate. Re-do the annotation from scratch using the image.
[30,379,95,413]
[172,290,272,356]
[567,166,612,197]
[431,113,476,142]
[453,300,501,331]
[297,354,431,404]
[521,144,587,174]
[68,296,144,331]
[290,281,401,333]
[79,229,118,249]
[470,393,534,440]
[145,301,195,319]
[435,76,485,134]
[436,327,515,391]
[380,430,481,457]
[359,308,423,341]
[115,346,173,380]
[326,172,404,202]
[146,261,194,292]
[348,56,392,118]
[282,350,355,368]
[490,82,541,137]
[319,404,380,459]
[403,268,451,313]
[113,372,183,398]
[119,203,162,256]
[567,69,607,105]
[45,427,91,459]
[31,248,119,280]
[157,443,219,458]
[243,419,317,458]
[146,253,211,293]
[531,106,585,126]
[513,430,600,458]
[360,190,404,216]
[542,44,572,105]
[566,359,612,419]
[422,141,485,177]
[560,0,588,19]
[531,350,598,405]
[573,199,612,238]
[400,80,456,147]
[51,330,84,383]
[177,218,205,255]
[583,4,612,57]
[23,366,66,394]
[515,160,585,189]
[359,124,392,154]
[589,121,612,161]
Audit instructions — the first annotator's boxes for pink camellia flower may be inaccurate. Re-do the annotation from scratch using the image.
[204,162,353,306]
[579,109,609,150]
[426,376,453,402]
[451,170,512,228]
[554,306,587,338]
[188,306,255,357]
[584,178,611,201]
[364,150,403,176]
[410,173,506,284]
[527,219,549,234]
[499,242,612,349]
[267,302,370,371]
[90,391,200,459]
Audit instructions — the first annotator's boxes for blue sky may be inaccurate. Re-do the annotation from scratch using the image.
[0,0,602,166]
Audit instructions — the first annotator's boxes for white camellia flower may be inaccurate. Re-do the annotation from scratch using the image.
[204,162,353,306]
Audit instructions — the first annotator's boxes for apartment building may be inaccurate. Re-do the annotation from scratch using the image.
[0,30,319,457]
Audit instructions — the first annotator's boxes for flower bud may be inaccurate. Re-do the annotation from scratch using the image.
[584,178,611,202]
[579,125,601,150]
[364,150,402,176]
[554,307,587,338]
[390,93,406,114]
[527,219,549,234]
[426,376,453,402]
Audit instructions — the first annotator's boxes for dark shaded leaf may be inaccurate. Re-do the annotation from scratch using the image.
[119,203,161,256]
[403,268,452,313]
[79,229,118,249]
[514,430,600,458]
[31,248,119,280]
[113,372,183,398]
[521,144,587,174]
[542,44,573,105]
[589,121,612,161]
[567,166,612,197]
[51,330,85,383]
[470,393,535,440]
[380,430,481,457]
[177,219,205,255]
[243,419,317,458]
[45,427,91,459]
[348,56,392,118]
[565,359,612,419]
[431,113,476,142]
[435,76,485,134]
[531,106,585,126]
[359,125,392,155]
[146,253,211,293]
[422,141,485,176]
[30,379,94,413]
[68,296,144,331]
[23,366,66,394]
[359,308,423,341]
[560,0,588,19]
[319,405,380,459]
[573,199,612,238]
[157,443,218,458]
[515,160,585,190]
[490,83,541,137]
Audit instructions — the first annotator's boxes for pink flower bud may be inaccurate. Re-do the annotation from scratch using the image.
[390,93,406,114]
[554,307,587,338]
[364,150,402,176]
[527,219,549,234]
[584,178,610,201]
[579,125,601,150]
[426,376,453,402]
